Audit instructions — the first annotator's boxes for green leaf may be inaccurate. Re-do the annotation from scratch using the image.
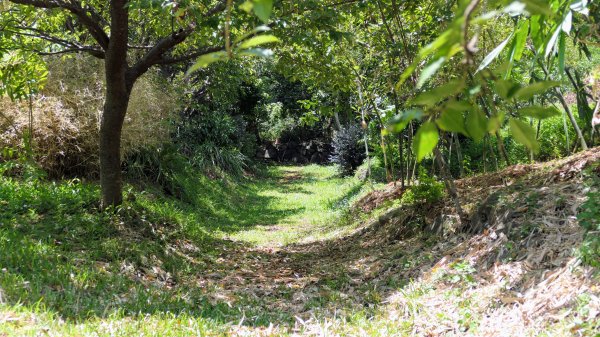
[509,118,540,153]
[530,14,544,51]
[239,0,254,13]
[487,112,505,133]
[237,48,274,57]
[466,109,488,141]
[436,109,466,135]
[387,109,423,133]
[253,0,273,23]
[413,122,439,162]
[514,81,560,101]
[410,79,465,107]
[518,106,561,119]
[512,20,529,62]
[419,29,454,58]
[234,25,271,44]
[494,79,521,100]
[445,100,474,112]
[186,51,228,75]
[238,34,279,49]
[417,57,445,88]
[476,34,512,73]
[558,32,566,74]
[396,61,418,90]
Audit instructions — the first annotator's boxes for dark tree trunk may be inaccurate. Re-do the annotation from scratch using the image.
[99,90,130,208]
[100,0,131,208]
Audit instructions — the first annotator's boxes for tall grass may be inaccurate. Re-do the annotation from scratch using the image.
[0,55,179,178]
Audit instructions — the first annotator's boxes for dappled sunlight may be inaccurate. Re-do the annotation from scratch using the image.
[2,152,600,335]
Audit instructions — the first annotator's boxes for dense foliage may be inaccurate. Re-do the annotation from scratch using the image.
[330,124,366,176]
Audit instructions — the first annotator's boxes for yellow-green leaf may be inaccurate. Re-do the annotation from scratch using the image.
[410,79,465,107]
[186,51,228,75]
[509,118,540,153]
[518,106,561,119]
[253,0,273,23]
[514,81,560,101]
[413,122,439,162]
[238,35,279,49]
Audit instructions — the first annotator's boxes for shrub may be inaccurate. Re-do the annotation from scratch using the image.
[124,145,191,199]
[174,111,250,177]
[0,55,178,178]
[330,124,366,176]
[190,143,248,178]
[401,170,445,205]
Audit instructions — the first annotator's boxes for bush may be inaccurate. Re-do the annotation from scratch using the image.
[401,170,445,205]
[330,124,366,176]
[190,143,248,178]
[174,111,250,177]
[354,156,387,183]
[0,55,178,178]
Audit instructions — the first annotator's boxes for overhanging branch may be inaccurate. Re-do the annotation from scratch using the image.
[8,0,110,50]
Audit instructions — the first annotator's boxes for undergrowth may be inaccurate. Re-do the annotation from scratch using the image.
[1,154,598,336]
[577,166,600,268]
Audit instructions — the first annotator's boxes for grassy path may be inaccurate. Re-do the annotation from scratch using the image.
[2,160,598,336]
[0,164,382,336]
[223,165,367,246]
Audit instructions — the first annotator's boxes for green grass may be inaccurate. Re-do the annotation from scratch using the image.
[0,162,377,336]
[224,165,371,246]
[1,161,597,336]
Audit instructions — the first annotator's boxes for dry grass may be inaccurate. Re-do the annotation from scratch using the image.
[0,55,179,177]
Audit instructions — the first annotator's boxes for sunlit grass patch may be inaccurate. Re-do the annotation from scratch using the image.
[224,165,375,246]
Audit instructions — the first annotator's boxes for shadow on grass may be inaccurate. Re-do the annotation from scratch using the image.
[0,165,371,329]
[1,160,597,335]
[138,166,306,234]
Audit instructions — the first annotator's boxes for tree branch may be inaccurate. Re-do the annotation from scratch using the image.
[9,0,110,50]
[128,0,230,80]
[6,26,106,58]
[37,47,105,58]
[128,28,195,80]
[154,45,224,65]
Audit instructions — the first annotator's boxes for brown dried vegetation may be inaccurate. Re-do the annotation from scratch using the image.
[169,148,600,336]
[0,55,178,178]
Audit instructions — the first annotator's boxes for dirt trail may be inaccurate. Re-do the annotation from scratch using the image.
[178,149,600,335]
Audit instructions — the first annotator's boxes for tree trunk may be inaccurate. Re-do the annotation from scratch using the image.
[333,110,342,131]
[487,134,499,171]
[454,133,464,177]
[591,98,600,146]
[495,131,511,167]
[100,93,129,208]
[434,147,467,225]
[399,132,405,188]
[100,0,131,209]
[555,88,588,151]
